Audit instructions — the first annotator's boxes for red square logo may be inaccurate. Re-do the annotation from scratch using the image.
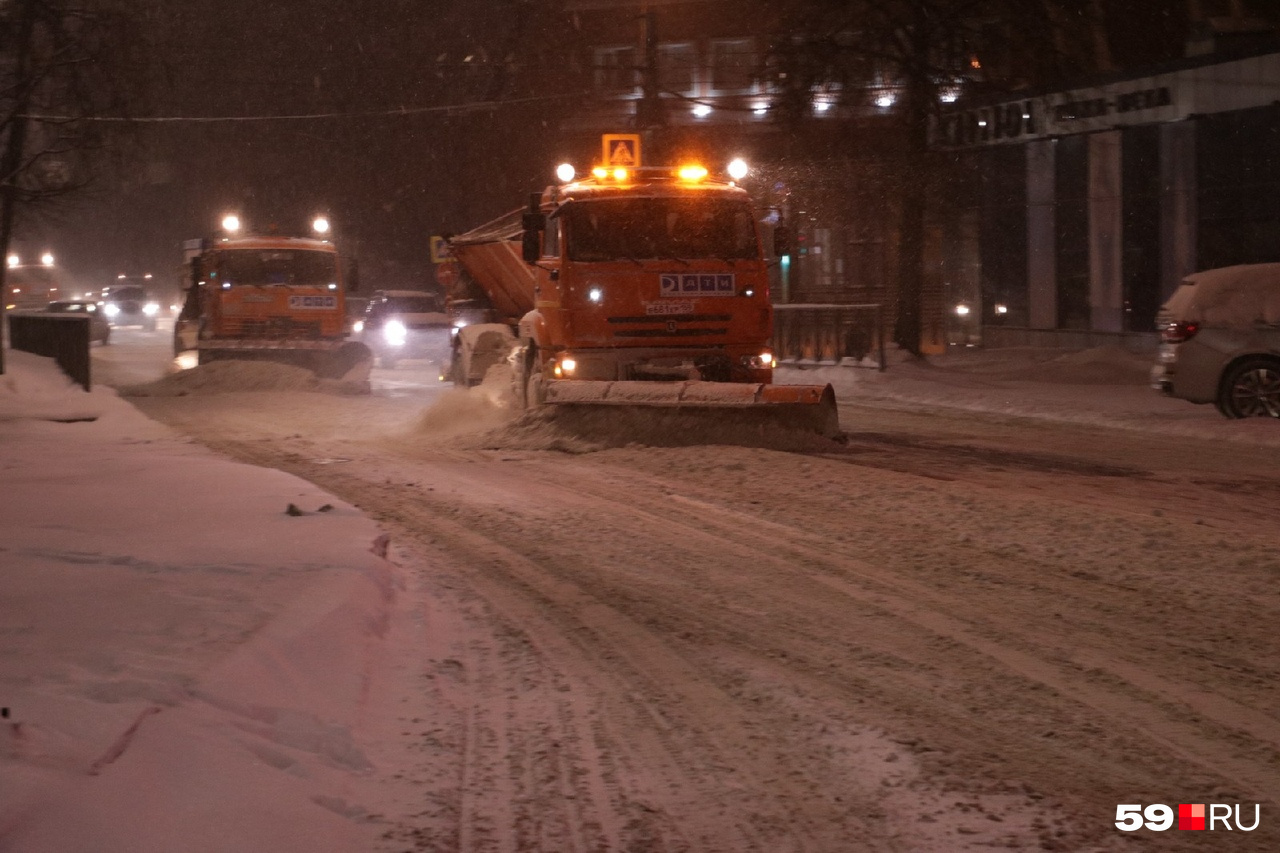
[1179,803,1206,830]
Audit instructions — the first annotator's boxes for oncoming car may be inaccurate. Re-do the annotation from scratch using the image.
[1151,263,1280,419]
[44,300,111,344]
[103,284,161,331]
[359,289,451,369]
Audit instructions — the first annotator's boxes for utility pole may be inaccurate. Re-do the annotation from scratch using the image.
[636,11,666,162]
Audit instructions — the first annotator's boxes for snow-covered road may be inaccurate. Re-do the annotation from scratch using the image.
[115,349,1280,852]
[4,335,1278,851]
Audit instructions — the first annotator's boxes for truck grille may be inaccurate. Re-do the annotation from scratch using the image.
[224,318,323,339]
[606,313,730,338]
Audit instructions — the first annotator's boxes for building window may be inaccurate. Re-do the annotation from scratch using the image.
[659,43,698,95]
[595,46,638,94]
[709,38,755,93]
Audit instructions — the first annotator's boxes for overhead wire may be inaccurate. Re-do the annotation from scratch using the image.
[19,91,594,124]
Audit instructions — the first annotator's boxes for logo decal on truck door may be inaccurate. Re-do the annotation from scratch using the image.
[287,295,338,309]
[659,274,734,297]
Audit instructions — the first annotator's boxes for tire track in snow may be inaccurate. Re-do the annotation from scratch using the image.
[522,456,1280,805]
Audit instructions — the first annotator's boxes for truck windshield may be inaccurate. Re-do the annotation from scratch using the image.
[109,286,148,301]
[565,197,758,262]
[212,249,338,287]
[384,295,442,313]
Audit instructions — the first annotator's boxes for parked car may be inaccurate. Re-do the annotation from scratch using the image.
[103,283,160,331]
[360,289,451,369]
[44,300,111,344]
[1151,263,1280,418]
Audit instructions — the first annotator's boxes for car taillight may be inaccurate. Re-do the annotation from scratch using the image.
[1161,321,1199,343]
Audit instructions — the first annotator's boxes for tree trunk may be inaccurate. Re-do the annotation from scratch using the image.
[0,0,40,376]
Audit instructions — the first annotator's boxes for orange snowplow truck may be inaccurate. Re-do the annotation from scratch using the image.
[174,216,372,382]
[447,149,838,436]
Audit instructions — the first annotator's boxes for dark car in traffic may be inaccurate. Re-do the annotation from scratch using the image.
[45,300,111,344]
[359,289,451,369]
[103,284,161,331]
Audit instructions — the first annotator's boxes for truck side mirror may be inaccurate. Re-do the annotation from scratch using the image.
[521,228,542,263]
[522,192,546,263]
[346,258,361,292]
[773,224,794,258]
[187,258,201,290]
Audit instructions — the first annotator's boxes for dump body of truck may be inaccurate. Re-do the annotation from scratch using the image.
[448,166,838,436]
[174,234,372,383]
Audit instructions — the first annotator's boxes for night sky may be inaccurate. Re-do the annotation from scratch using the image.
[17,0,578,298]
[12,0,1273,299]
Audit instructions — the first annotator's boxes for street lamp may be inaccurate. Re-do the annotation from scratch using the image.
[41,252,54,266]
[312,216,330,235]
[222,214,241,233]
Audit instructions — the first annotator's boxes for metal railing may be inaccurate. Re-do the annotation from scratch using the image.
[771,303,886,371]
[7,313,92,391]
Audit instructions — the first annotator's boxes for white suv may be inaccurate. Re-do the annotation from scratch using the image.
[1151,263,1280,418]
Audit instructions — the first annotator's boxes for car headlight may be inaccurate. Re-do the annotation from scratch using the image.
[383,319,407,346]
[143,302,160,315]
[104,303,120,317]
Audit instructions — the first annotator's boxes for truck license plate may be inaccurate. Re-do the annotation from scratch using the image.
[645,300,694,315]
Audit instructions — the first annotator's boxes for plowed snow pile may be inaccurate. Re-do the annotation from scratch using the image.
[121,361,339,396]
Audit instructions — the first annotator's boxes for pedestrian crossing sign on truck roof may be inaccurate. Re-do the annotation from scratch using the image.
[429,235,452,264]
[602,134,641,168]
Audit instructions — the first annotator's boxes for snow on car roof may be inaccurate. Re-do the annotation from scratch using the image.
[1160,262,1280,326]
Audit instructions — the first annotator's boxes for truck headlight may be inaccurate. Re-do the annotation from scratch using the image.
[741,351,774,369]
[553,356,577,377]
[143,302,160,316]
[383,319,407,346]
[352,320,364,333]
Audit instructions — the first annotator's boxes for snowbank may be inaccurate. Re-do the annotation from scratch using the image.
[782,344,1280,446]
[0,350,151,426]
[119,359,368,398]
[0,350,397,853]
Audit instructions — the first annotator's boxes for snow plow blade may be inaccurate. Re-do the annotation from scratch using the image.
[197,341,374,384]
[541,380,840,438]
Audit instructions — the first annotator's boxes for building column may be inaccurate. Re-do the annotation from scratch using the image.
[1088,130,1124,332]
[1160,120,1197,300]
[1026,139,1056,329]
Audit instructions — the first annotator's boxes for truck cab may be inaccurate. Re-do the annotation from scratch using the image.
[514,170,777,386]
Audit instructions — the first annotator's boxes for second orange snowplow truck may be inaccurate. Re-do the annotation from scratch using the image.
[447,156,838,436]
